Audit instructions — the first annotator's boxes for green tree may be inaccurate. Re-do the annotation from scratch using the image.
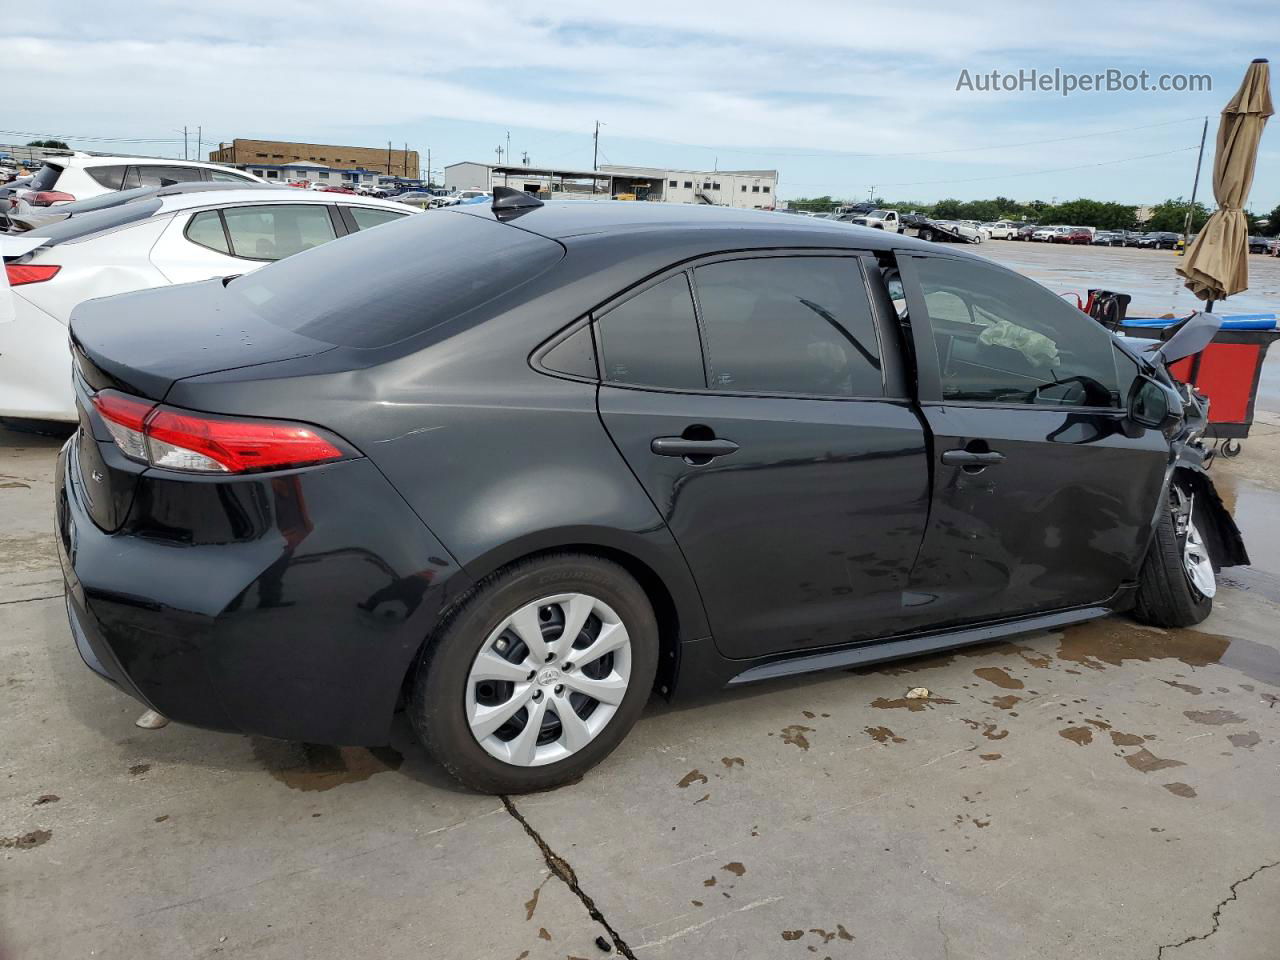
[788,195,836,213]
[1262,203,1280,236]
[1143,197,1211,232]
[931,198,964,220]
[26,139,69,149]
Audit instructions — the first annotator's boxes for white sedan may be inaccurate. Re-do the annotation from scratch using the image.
[0,189,416,423]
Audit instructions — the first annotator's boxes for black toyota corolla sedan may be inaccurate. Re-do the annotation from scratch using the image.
[54,190,1247,793]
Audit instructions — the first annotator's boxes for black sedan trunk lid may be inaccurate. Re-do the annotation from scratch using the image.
[70,278,337,402]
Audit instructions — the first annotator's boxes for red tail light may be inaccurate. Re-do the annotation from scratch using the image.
[30,191,75,207]
[92,390,347,474]
[5,264,61,286]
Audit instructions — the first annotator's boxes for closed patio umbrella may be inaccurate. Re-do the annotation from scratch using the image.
[1176,59,1273,303]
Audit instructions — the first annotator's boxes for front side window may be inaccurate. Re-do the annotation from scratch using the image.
[913,256,1121,407]
[208,169,251,183]
[220,204,336,260]
[693,257,882,397]
[596,274,705,390]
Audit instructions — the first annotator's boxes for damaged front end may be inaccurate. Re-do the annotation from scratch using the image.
[1134,311,1251,571]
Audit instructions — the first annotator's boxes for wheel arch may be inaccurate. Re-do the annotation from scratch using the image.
[394,527,710,716]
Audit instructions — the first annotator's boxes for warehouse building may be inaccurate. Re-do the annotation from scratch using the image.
[444,162,779,208]
[209,139,420,179]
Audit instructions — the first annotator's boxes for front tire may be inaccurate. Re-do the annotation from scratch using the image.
[1132,486,1214,628]
[410,553,658,793]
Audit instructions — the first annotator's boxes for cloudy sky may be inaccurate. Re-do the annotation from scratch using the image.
[6,0,1278,208]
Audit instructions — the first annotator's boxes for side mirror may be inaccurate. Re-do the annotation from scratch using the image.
[1127,376,1181,431]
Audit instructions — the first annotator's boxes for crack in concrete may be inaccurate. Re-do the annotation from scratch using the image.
[0,594,61,606]
[1155,860,1280,958]
[502,795,636,959]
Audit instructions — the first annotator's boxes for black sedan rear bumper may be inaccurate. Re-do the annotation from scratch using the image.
[55,434,471,745]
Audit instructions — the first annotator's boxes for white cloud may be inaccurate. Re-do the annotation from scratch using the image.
[5,0,1277,203]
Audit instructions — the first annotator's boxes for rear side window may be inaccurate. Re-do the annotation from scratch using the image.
[693,257,883,397]
[135,166,203,187]
[349,207,407,230]
[207,169,252,183]
[597,274,705,390]
[221,204,336,260]
[87,165,128,190]
[29,164,63,191]
[185,210,231,255]
[227,210,564,348]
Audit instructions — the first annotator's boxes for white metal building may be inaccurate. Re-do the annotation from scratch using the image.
[443,162,779,209]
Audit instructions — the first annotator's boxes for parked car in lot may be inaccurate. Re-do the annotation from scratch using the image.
[1055,227,1092,245]
[1015,223,1038,240]
[841,208,902,232]
[2,181,274,233]
[984,221,1018,239]
[917,220,983,243]
[1092,230,1118,245]
[1138,232,1180,250]
[1031,226,1065,242]
[1248,235,1270,254]
[1,190,415,423]
[9,156,262,213]
[53,194,1247,793]
[391,190,441,209]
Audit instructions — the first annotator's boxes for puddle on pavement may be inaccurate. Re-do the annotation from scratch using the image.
[1056,619,1280,689]
[251,738,403,791]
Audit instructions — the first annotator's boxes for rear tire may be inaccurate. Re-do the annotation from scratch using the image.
[1132,487,1214,628]
[410,553,658,794]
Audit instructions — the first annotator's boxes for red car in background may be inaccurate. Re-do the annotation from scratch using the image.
[318,184,357,195]
[1054,227,1092,245]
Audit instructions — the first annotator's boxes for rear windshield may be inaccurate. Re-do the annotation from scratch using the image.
[29,164,63,192]
[29,198,163,244]
[227,211,564,348]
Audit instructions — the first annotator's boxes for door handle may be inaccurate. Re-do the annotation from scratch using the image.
[651,437,740,459]
[941,449,1006,467]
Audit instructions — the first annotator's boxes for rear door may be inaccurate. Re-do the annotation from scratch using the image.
[596,252,930,659]
[896,253,1167,627]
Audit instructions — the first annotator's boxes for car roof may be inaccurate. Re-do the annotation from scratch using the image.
[155,189,420,214]
[44,155,250,171]
[453,199,948,254]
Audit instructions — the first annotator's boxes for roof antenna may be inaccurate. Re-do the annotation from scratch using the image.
[491,184,543,220]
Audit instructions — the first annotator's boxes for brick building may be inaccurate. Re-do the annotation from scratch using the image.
[209,139,419,178]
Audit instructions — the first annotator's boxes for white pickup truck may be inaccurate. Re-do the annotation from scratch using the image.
[841,208,903,232]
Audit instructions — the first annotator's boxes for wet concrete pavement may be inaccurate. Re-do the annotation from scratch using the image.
[3,412,1280,957]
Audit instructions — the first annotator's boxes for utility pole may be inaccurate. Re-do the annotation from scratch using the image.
[387,141,392,175]
[426,147,431,187]
[1184,115,1209,252]
[506,131,511,167]
[196,127,201,161]
[495,144,504,165]
[522,151,529,166]
[403,143,408,178]
[183,126,188,160]
[593,121,600,171]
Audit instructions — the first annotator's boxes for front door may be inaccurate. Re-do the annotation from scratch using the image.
[595,253,930,659]
[897,253,1169,627]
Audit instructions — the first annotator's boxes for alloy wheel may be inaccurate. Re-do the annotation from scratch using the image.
[465,593,633,767]
[1182,517,1217,599]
